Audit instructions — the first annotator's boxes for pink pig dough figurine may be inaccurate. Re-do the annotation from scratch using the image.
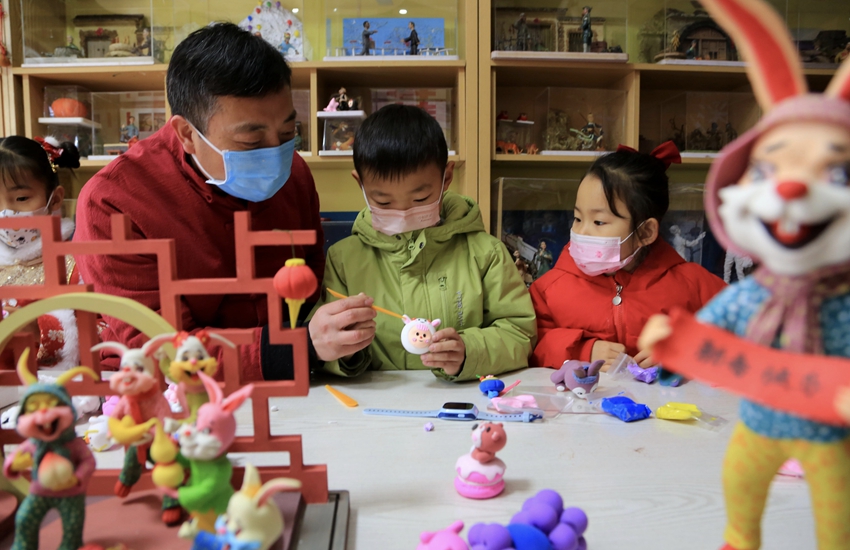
[455,422,507,499]
[551,359,605,398]
[418,520,470,550]
[3,349,98,550]
[95,341,187,525]
[401,316,441,355]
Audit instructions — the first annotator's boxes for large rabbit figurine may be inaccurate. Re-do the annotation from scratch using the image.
[191,463,301,550]
[156,371,254,539]
[638,0,850,547]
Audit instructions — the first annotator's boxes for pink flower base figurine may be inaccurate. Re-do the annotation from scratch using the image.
[455,423,507,499]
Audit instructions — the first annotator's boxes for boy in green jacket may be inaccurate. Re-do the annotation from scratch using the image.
[308,105,536,381]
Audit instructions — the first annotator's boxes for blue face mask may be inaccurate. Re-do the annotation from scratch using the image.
[190,125,295,203]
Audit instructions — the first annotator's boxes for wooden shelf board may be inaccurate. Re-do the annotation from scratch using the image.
[315,61,464,88]
[491,60,633,88]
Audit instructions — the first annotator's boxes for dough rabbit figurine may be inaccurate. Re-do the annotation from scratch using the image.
[144,330,235,422]
[191,463,302,550]
[99,341,186,525]
[156,371,254,539]
[550,359,605,398]
[639,0,850,547]
[455,422,507,499]
[2,349,98,550]
[401,315,441,355]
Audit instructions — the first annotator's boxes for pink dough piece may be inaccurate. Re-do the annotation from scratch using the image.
[455,476,505,499]
[778,458,805,478]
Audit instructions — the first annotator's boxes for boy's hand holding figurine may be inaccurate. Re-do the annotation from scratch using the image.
[421,328,466,376]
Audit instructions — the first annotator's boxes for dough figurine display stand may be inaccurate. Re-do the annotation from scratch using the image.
[2,349,99,550]
[637,0,850,547]
[455,422,507,499]
[550,359,605,398]
[0,212,330,547]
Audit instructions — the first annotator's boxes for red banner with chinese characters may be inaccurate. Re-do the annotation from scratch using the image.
[654,309,850,427]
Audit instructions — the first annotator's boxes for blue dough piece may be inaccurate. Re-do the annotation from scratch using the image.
[480,378,506,397]
[191,531,224,550]
[507,523,555,550]
[658,367,684,387]
[600,396,652,422]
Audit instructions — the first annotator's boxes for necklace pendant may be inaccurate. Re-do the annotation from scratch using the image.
[612,295,622,306]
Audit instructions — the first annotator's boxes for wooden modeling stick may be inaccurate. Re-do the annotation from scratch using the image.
[325,288,404,319]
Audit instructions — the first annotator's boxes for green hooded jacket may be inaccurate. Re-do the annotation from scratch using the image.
[311,192,537,381]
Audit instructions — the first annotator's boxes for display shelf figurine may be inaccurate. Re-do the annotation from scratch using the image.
[669,224,706,260]
[278,32,299,57]
[3,349,98,550]
[706,122,723,150]
[120,116,139,143]
[331,121,355,151]
[468,490,589,550]
[686,40,698,59]
[496,140,521,154]
[516,113,529,122]
[98,340,185,525]
[153,372,255,539]
[404,22,420,56]
[722,251,754,284]
[54,35,84,58]
[359,21,378,56]
[513,249,534,286]
[638,0,850,546]
[532,241,553,278]
[837,42,850,65]
[725,122,738,145]
[496,110,510,121]
[572,114,604,151]
[401,316,441,355]
[455,423,507,499]
[191,463,301,550]
[513,13,531,52]
[135,28,151,57]
[551,359,605,398]
[581,7,593,54]
[143,330,236,423]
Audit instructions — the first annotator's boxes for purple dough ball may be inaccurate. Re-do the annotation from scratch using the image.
[560,508,588,536]
[468,522,513,549]
[529,490,564,515]
[576,536,587,550]
[548,523,578,550]
[512,503,558,534]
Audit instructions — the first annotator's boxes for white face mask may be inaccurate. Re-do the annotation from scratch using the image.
[363,172,447,236]
[0,190,56,249]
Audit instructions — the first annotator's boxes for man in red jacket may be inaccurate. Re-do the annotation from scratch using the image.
[75,24,376,381]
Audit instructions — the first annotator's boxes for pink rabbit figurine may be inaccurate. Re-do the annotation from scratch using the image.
[165,371,254,539]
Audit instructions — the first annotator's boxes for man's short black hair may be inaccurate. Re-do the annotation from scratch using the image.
[353,104,448,182]
[167,23,292,133]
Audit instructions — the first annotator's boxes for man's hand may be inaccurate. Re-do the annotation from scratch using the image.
[591,340,625,371]
[421,328,466,376]
[309,294,377,362]
[633,348,659,369]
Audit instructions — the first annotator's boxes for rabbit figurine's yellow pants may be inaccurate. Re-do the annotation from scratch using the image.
[723,423,850,550]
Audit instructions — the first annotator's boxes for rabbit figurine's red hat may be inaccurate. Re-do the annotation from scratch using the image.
[700,0,850,259]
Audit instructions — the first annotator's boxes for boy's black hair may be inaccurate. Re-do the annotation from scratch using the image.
[353,104,448,181]
[585,149,670,230]
[0,136,80,196]
[167,23,292,134]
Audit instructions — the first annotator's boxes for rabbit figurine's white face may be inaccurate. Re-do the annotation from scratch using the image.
[178,421,224,461]
[719,121,850,276]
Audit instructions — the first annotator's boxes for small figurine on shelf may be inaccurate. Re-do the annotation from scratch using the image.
[670,117,686,151]
[722,250,754,284]
[191,463,301,550]
[336,87,350,111]
[526,143,539,155]
[669,224,706,261]
[278,32,299,58]
[323,96,339,112]
[455,423,507,499]
[513,250,533,286]
[359,21,378,56]
[572,113,604,151]
[3,350,98,550]
[551,359,605,398]
[581,7,593,53]
[496,110,510,121]
[725,122,738,145]
[401,316,441,355]
[688,127,707,150]
[154,372,255,539]
[671,29,681,52]
[135,28,151,57]
[686,40,698,59]
[293,123,303,152]
[533,241,553,277]
[495,140,521,154]
[706,122,723,150]
[121,116,139,143]
[404,22,420,56]
[516,113,529,122]
[54,35,83,58]
[836,42,850,64]
[331,121,355,151]
[513,13,530,51]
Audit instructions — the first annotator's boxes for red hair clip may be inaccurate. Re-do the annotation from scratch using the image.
[34,136,63,172]
[616,140,682,170]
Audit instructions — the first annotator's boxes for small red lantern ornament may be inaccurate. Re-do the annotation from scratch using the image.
[273,258,318,329]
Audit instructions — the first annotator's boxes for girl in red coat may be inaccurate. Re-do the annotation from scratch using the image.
[531,142,725,370]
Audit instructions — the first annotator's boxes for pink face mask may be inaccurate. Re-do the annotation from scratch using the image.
[569,224,643,277]
[363,174,446,236]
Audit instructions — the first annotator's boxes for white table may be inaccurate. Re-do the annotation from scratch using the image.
[81,369,817,549]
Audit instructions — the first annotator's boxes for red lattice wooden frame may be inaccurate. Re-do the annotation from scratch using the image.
[0,213,328,503]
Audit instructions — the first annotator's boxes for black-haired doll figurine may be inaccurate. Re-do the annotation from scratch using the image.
[532,241,553,278]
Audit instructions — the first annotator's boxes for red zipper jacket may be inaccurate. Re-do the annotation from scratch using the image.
[530,239,724,368]
[74,123,325,381]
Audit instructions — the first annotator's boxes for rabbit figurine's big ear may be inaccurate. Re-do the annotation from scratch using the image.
[197,371,224,405]
[91,341,129,357]
[699,0,807,110]
[255,477,302,508]
[142,333,177,358]
[222,383,255,414]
